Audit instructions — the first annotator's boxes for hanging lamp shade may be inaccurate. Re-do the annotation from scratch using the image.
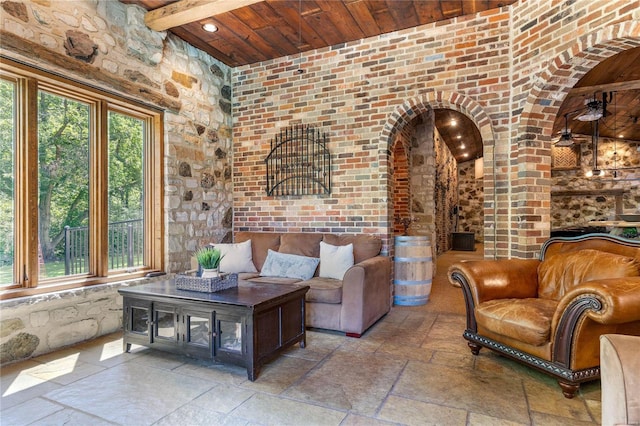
[576,99,604,122]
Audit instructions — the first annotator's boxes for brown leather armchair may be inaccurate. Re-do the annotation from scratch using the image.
[449,234,640,398]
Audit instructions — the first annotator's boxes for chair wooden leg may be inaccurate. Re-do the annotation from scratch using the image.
[558,381,579,399]
[468,341,481,355]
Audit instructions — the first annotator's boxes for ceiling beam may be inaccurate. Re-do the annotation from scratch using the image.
[568,79,640,96]
[145,0,263,31]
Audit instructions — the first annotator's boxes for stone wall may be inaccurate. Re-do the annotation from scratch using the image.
[458,160,485,242]
[0,276,166,363]
[433,127,458,254]
[0,0,232,362]
[551,138,640,228]
[410,116,436,245]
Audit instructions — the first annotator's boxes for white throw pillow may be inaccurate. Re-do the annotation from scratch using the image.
[319,241,354,280]
[260,249,319,280]
[213,240,258,273]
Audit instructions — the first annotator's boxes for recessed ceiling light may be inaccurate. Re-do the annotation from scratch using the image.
[451,119,457,126]
[463,152,469,157]
[460,144,466,149]
[202,23,218,33]
[456,135,462,139]
[618,134,625,138]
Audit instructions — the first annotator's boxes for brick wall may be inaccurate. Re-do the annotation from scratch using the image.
[391,129,411,236]
[233,0,639,258]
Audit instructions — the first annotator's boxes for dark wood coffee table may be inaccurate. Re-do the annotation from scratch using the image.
[118,280,309,380]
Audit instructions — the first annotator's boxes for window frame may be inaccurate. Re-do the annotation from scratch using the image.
[0,58,164,299]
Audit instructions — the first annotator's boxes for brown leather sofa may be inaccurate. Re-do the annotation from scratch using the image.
[448,234,640,398]
[233,232,391,337]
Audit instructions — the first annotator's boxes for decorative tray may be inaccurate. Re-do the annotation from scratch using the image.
[175,272,238,293]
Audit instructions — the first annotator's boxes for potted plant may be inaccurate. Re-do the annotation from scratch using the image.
[194,246,224,278]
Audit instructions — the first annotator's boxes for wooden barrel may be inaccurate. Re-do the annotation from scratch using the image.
[393,236,433,306]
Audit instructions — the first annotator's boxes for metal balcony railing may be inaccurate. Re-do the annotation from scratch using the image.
[64,219,143,275]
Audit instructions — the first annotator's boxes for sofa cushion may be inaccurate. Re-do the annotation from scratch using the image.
[320,241,354,280]
[260,249,320,280]
[279,233,324,258]
[235,232,280,271]
[300,277,343,304]
[245,276,302,285]
[538,249,640,300]
[213,240,258,273]
[323,234,381,264]
[475,298,558,346]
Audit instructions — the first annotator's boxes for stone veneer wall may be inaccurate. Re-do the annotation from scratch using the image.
[551,138,640,228]
[232,0,640,258]
[410,117,436,245]
[433,127,458,254]
[0,1,232,362]
[458,160,485,242]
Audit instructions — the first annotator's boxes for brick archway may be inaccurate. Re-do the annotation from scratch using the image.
[513,21,640,257]
[381,91,496,257]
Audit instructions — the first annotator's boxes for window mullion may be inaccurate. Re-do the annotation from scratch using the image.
[14,77,39,288]
[91,100,109,276]
[147,115,164,270]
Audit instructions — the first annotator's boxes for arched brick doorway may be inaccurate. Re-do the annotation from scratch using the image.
[382,91,496,258]
[513,22,640,258]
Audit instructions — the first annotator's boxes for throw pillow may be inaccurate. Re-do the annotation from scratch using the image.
[260,249,319,280]
[319,241,354,280]
[213,239,258,273]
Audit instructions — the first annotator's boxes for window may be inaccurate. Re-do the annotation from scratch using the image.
[0,59,164,298]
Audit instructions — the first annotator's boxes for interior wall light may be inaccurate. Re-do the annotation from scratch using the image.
[202,23,218,32]
[450,119,457,126]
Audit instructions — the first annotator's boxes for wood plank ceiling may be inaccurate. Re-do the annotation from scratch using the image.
[126,0,640,162]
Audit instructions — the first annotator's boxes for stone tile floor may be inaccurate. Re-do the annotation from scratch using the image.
[1,248,601,425]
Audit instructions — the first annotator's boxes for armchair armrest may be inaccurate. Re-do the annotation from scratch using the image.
[448,259,540,305]
[550,277,640,369]
[340,255,391,335]
[554,277,640,327]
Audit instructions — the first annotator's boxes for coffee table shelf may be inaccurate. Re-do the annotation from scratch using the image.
[118,280,309,381]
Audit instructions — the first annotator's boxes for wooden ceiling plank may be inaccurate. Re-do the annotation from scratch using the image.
[384,0,419,29]
[267,1,327,50]
[344,1,381,38]
[212,12,283,59]
[568,79,640,96]
[315,0,366,42]
[144,0,263,31]
[413,0,445,23]
[440,0,464,18]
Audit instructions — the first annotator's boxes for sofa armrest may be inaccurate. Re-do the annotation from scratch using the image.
[340,255,391,335]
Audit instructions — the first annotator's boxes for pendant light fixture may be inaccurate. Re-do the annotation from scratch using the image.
[555,113,574,146]
[294,0,304,75]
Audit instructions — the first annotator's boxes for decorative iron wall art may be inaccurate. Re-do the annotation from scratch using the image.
[265,124,331,196]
